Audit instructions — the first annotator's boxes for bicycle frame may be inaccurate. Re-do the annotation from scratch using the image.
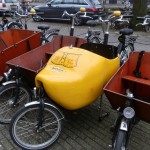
[86,16,110,45]
[62,10,92,36]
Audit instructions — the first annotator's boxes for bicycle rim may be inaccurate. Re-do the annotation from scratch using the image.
[10,104,62,150]
[45,33,58,43]
[0,84,30,124]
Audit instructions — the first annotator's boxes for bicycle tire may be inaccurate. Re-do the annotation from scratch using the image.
[145,25,150,32]
[9,103,63,150]
[45,32,59,43]
[7,22,23,30]
[41,31,59,45]
[0,83,31,124]
[88,36,102,43]
[113,130,127,150]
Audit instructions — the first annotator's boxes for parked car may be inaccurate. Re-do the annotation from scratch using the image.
[0,0,19,12]
[32,0,105,25]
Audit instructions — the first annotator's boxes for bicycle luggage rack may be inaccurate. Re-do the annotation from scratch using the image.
[0,29,41,75]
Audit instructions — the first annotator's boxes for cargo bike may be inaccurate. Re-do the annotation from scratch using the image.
[0,28,59,124]
[104,51,150,150]
[3,33,122,150]
[0,29,41,124]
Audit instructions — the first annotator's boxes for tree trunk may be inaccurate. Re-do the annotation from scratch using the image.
[130,0,148,29]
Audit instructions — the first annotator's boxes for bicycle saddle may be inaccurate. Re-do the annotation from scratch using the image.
[37,25,49,31]
[120,28,133,35]
[86,20,100,26]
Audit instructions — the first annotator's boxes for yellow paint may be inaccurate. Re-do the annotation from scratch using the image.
[113,11,121,17]
[35,46,120,110]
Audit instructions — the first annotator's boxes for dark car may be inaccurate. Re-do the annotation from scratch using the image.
[33,0,105,25]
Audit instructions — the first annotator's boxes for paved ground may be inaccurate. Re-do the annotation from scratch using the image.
[0,19,150,150]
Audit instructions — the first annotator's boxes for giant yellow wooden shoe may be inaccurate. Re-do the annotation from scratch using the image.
[35,46,120,110]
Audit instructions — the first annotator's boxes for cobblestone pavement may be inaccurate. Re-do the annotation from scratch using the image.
[0,20,150,150]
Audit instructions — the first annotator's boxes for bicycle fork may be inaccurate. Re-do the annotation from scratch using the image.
[110,89,135,149]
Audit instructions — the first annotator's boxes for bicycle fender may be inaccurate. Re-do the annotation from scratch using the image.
[7,21,23,29]
[2,80,16,86]
[25,101,64,119]
[45,29,60,35]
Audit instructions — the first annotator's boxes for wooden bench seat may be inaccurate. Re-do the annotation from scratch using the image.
[122,75,150,86]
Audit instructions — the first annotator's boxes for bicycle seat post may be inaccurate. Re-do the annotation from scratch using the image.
[70,15,75,36]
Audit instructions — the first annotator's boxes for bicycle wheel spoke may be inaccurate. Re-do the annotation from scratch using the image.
[0,85,30,124]
[10,105,62,149]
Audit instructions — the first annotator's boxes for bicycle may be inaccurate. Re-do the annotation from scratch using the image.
[0,10,23,31]
[136,15,150,32]
[0,1,34,31]
[85,16,110,44]
[8,36,121,150]
[0,24,59,83]
[85,15,136,65]
[117,28,136,65]
[62,9,110,44]
[62,8,92,36]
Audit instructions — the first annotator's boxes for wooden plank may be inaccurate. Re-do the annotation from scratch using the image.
[122,75,150,86]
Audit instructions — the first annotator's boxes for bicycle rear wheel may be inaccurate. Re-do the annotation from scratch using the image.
[41,30,59,45]
[88,36,102,43]
[45,32,59,43]
[7,22,23,29]
[9,103,63,150]
[0,83,31,124]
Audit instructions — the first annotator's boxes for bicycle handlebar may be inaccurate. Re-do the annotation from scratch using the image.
[62,10,81,18]
[62,9,92,19]
[15,11,36,18]
[15,11,30,18]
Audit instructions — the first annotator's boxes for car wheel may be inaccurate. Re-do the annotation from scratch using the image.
[145,25,150,32]
[74,14,83,26]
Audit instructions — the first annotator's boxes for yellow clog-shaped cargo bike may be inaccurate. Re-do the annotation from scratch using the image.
[7,35,120,150]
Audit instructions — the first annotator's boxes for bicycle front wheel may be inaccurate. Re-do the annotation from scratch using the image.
[10,103,63,150]
[0,83,31,124]
[113,130,127,150]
